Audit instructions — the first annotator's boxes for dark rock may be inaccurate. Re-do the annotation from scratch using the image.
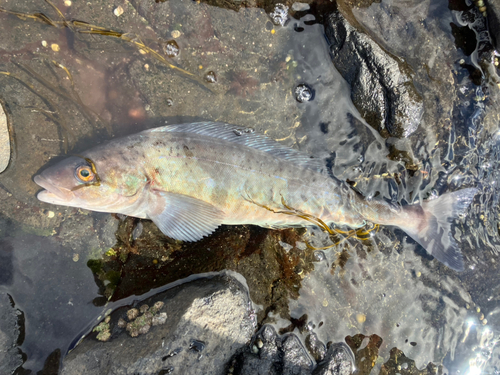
[312,343,354,375]
[325,11,423,138]
[305,332,326,362]
[234,325,314,375]
[0,292,25,374]
[487,0,500,50]
[233,325,355,375]
[61,273,256,375]
[282,334,314,374]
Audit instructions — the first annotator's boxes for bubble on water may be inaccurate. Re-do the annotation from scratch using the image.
[244,127,255,133]
[270,4,289,26]
[162,40,180,58]
[294,84,313,103]
[233,129,243,136]
[204,71,217,83]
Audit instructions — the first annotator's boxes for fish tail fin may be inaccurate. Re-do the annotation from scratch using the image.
[399,188,477,271]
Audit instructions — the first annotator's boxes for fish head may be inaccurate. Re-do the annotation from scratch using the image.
[34,154,145,213]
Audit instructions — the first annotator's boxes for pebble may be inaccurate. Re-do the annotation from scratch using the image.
[294,84,313,102]
[171,30,181,39]
[291,2,310,11]
[204,71,217,83]
[270,4,289,26]
[51,43,60,52]
[356,313,366,323]
[0,102,10,173]
[114,6,124,17]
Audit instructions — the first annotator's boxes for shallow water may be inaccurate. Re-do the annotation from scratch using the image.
[0,0,499,373]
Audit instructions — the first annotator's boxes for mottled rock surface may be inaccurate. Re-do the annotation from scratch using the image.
[61,274,256,375]
[325,11,423,138]
[0,292,25,374]
[231,325,354,375]
[312,344,354,375]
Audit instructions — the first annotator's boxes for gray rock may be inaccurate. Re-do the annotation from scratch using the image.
[61,274,256,375]
[234,325,314,375]
[233,325,355,375]
[0,292,25,374]
[0,101,10,173]
[325,11,423,138]
[312,343,354,375]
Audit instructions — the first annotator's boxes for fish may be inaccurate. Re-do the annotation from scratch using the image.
[34,121,477,271]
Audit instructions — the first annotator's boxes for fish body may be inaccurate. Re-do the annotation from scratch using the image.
[34,122,477,271]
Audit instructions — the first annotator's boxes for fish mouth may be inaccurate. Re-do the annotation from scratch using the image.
[34,175,74,203]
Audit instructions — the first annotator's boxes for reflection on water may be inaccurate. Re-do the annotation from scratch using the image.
[0,0,499,373]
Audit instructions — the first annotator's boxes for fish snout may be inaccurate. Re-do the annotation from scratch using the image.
[34,174,74,203]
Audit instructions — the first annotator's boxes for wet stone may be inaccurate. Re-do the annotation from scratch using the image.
[234,325,314,375]
[325,11,423,138]
[0,292,25,374]
[204,71,217,83]
[162,40,180,58]
[0,102,10,173]
[61,274,256,375]
[312,343,354,375]
[295,84,314,103]
[305,333,326,362]
[270,3,289,26]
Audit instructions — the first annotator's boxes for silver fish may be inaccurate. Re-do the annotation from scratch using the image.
[34,122,477,271]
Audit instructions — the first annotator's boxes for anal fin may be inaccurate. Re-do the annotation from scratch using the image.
[146,190,225,242]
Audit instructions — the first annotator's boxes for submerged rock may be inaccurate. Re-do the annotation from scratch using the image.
[231,325,354,375]
[61,273,256,375]
[312,343,354,375]
[0,292,25,374]
[325,11,423,138]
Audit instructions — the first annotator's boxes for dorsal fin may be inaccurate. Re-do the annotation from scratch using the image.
[147,122,326,173]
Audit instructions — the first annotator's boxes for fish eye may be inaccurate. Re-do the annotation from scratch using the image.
[75,165,95,183]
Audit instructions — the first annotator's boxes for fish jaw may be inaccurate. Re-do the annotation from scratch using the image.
[34,175,75,204]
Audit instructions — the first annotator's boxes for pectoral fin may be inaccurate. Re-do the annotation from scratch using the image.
[146,191,225,242]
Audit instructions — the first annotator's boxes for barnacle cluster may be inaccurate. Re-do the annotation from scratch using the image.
[119,301,167,338]
[93,316,111,342]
